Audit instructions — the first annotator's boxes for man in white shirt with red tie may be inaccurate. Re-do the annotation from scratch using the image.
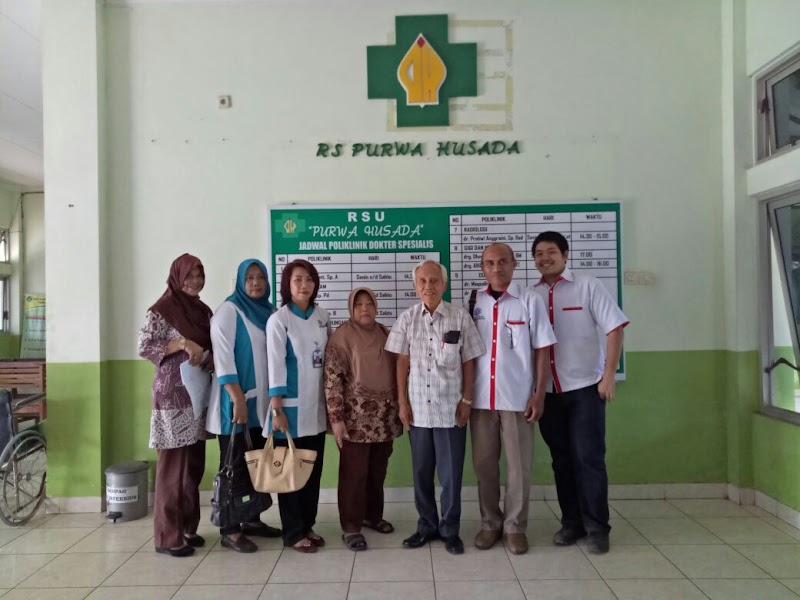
[531,231,628,555]
[470,243,556,555]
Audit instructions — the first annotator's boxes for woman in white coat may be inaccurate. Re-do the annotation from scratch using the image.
[208,259,281,552]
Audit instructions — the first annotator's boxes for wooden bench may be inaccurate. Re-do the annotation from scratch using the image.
[0,360,46,425]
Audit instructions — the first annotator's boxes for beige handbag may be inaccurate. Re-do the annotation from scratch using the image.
[245,431,318,493]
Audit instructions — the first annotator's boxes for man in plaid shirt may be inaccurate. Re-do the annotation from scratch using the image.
[385,260,485,555]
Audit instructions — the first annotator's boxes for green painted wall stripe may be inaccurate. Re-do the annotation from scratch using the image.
[47,349,743,499]
[43,350,800,513]
[47,363,103,497]
[753,413,800,510]
[726,351,761,488]
[0,335,20,359]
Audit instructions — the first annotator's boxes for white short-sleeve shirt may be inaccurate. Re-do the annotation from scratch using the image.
[385,301,485,428]
[471,282,556,411]
[532,268,629,393]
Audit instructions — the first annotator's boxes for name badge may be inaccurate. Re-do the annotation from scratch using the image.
[312,343,323,368]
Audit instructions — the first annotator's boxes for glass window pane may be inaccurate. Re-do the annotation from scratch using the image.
[770,237,800,411]
[770,202,800,413]
[772,67,800,151]
[0,278,5,333]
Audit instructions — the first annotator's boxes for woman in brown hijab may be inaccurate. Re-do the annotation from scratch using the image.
[324,287,402,551]
[138,253,214,557]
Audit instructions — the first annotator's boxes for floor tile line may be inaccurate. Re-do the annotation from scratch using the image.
[12,499,800,596]
[647,538,707,582]
[665,498,691,518]
[134,533,154,553]
[428,545,438,599]
[575,541,606,580]
[6,552,62,591]
[631,506,728,546]
[93,546,148,589]
[61,527,97,553]
[726,541,792,580]
[678,513,727,544]
[760,516,800,539]
[256,548,276,600]
[776,579,800,598]
[345,545,354,600]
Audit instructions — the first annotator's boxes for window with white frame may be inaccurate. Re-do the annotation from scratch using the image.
[757,52,800,161]
[0,229,8,263]
[0,277,7,333]
[762,191,800,421]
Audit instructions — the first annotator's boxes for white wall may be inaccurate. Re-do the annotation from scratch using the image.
[746,0,800,74]
[42,0,103,363]
[101,0,725,359]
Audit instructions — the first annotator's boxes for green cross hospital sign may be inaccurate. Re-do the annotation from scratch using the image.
[367,14,478,128]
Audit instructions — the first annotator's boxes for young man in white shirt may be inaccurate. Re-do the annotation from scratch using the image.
[531,231,628,554]
[470,243,555,555]
[385,260,485,555]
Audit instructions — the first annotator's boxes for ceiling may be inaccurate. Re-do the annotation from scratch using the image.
[0,0,42,188]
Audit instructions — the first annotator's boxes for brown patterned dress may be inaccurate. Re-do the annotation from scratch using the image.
[324,340,402,443]
[138,310,210,449]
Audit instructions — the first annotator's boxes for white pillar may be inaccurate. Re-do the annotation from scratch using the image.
[42,0,106,506]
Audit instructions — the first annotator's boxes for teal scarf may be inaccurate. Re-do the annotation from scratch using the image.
[226,259,274,329]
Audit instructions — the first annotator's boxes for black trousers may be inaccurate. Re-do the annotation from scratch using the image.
[217,427,269,535]
[275,431,326,546]
[538,383,610,535]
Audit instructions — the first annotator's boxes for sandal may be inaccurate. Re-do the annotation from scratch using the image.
[362,519,395,534]
[342,532,368,551]
[306,531,326,547]
[291,538,317,554]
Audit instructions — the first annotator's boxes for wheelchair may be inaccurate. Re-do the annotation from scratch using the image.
[0,389,47,525]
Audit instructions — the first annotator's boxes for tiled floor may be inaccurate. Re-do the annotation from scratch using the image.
[0,498,799,598]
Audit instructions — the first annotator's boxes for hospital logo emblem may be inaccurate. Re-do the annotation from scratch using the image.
[274,213,306,239]
[367,14,478,127]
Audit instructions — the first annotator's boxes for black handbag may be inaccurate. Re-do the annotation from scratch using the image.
[210,426,272,529]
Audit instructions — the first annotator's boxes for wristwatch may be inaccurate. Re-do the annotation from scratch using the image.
[460,398,473,406]
[271,407,282,417]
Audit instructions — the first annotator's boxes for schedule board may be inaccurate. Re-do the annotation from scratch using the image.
[268,202,622,330]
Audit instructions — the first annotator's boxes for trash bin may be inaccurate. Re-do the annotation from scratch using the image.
[105,461,149,523]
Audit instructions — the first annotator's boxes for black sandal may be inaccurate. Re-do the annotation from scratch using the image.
[155,545,195,557]
[342,532,368,551]
[183,533,205,547]
[362,519,394,534]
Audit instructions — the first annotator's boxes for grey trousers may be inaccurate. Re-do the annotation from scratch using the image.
[470,409,533,534]
[409,425,467,540]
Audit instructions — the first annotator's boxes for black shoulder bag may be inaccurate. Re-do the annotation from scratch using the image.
[210,426,272,529]
[468,289,478,318]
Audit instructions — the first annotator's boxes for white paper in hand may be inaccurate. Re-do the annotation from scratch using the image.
[180,354,212,419]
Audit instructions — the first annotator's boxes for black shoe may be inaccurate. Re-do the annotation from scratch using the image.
[402,531,440,549]
[444,535,465,555]
[220,534,258,553]
[155,545,195,557]
[586,532,610,554]
[183,533,205,547]
[552,527,587,546]
[241,522,282,538]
